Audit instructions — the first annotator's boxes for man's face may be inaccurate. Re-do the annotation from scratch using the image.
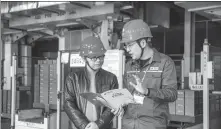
[124,41,142,60]
[85,55,105,70]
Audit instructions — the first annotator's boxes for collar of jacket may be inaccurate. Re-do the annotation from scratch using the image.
[150,48,161,63]
[131,48,161,69]
[83,66,103,92]
[83,66,102,78]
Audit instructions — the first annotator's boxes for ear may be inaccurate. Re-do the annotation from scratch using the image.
[139,39,147,48]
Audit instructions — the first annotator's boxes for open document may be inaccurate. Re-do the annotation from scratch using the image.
[80,88,135,109]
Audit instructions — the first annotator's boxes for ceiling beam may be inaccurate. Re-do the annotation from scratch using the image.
[69,2,91,9]
[9,3,116,29]
[175,2,221,12]
[10,12,31,18]
[75,18,99,30]
[38,8,60,15]
[174,2,221,25]
[188,5,221,12]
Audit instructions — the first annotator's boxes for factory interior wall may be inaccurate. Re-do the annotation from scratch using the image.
[152,22,221,55]
[32,38,58,58]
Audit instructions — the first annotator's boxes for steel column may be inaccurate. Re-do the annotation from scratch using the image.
[3,35,12,90]
[0,36,2,129]
[203,40,209,129]
[163,29,166,54]
[100,18,113,50]
[183,11,195,89]
[56,52,61,129]
[56,30,65,129]
[11,54,17,129]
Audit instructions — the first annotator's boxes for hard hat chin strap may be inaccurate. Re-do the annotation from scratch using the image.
[85,60,98,72]
[137,42,144,60]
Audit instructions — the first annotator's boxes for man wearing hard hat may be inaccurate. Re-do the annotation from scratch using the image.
[120,19,178,129]
[64,36,120,129]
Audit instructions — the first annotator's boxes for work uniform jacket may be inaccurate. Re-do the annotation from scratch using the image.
[122,49,178,129]
[64,68,118,129]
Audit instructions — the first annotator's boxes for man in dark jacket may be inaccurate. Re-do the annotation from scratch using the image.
[120,19,178,129]
[64,36,119,129]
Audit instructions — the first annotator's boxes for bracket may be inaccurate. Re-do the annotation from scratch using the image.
[54,28,68,37]
[76,18,100,31]
[29,29,54,36]
[38,29,54,36]
[11,32,28,43]
[2,35,12,43]
[2,32,29,43]
[27,34,44,44]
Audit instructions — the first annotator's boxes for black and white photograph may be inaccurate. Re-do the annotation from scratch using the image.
[1,1,221,129]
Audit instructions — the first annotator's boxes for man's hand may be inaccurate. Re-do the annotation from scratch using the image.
[111,105,124,117]
[129,74,148,95]
[85,122,99,129]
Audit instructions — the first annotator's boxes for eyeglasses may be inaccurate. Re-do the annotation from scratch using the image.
[123,42,137,50]
[88,55,105,62]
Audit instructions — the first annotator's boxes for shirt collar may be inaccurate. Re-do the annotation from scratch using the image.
[131,48,161,69]
[150,48,161,63]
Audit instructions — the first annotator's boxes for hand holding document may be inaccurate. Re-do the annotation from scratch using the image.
[80,88,135,109]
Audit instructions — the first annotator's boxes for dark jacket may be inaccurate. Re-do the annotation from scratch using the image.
[64,68,118,129]
[122,49,177,129]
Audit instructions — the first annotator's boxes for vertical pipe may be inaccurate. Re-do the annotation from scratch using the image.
[191,13,195,72]
[184,11,191,81]
[11,54,16,129]
[181,59,185,89]
[0,38,2,129]
[57,31,65,129]
[184,11,195,89]
[100,20,112,50]
[206,21,208,39]
[203,39,209,129]
[57,51,61,129]
[118,50,124,129]
[4,39,12,90]
[163,28,166,54]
